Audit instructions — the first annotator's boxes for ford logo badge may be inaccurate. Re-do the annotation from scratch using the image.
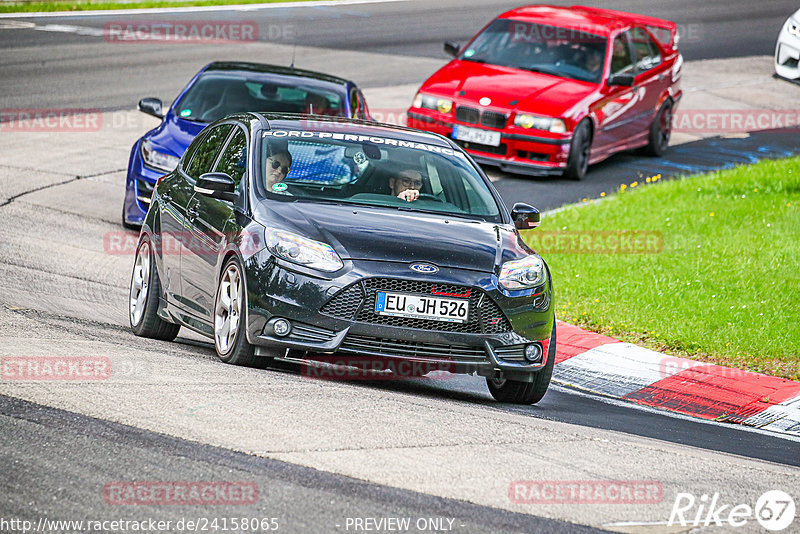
[410,263,438,274]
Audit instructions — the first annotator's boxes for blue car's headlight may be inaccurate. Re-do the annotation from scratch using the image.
[499,255,546,290]
[266,229,343,272]
[141,139,180,172]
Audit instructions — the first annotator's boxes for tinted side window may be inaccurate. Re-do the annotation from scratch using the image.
[181,130,207,174]
[610,32,634,75]
[185,124,233,180]
[214,128,247,191]
[631,27,662,72]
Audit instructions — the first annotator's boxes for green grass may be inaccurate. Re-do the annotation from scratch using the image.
[0,0,314,13]
[522,157,800,381]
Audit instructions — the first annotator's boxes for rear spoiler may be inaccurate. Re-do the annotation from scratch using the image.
[571,6,679,49]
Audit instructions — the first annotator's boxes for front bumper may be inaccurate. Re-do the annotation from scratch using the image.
[407,109,572,176]
[244,256,554,381]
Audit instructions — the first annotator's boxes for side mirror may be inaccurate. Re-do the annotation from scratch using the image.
[444,41,461,58]
[607,73,635,87]
[196,172,238,203]
[138,97,164,119]
[511,203,540,230]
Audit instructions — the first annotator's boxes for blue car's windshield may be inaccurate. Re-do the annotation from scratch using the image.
[461,19,608,84]
[175,73,346,123]
[256,130,502,222]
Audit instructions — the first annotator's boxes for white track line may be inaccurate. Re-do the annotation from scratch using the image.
[0,0,409,19]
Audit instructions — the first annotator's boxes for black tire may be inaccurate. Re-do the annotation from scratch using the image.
[486,323,556,405]
[213,257,272,369]
[129,236,180,341]
[564,119,592,181]
[644,99,673,157]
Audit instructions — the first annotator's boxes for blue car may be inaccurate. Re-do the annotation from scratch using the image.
[122,61,371,228]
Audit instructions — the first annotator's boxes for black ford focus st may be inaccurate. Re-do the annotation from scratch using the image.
[129,113,555,404]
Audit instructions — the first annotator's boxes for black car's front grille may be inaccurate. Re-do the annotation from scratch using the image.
[455,106,480,124]
[320,284,363,318]
[340,335,487,361]
[321,278,512,334]
[452,139,508,156]
[289,323,337,344]
[455,106,508,129]
[494,345,526,361]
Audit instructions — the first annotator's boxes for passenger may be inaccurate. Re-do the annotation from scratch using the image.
[265,148,292,191]
[389,169,423,202]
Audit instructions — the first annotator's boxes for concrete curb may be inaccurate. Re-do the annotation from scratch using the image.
[552,321,800,437]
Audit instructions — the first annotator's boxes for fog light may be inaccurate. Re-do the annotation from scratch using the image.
[273,318,291,337]
[524,343,543,363]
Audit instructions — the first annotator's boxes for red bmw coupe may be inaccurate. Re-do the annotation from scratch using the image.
[407,5,683,180]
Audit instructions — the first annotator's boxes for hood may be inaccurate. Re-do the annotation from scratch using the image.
[145,112,207,158]
[257,202,503,273]
[422,60,597,118]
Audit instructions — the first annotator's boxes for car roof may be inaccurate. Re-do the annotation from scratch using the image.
[498,5,671,37]
[202,61,353,87]
[249,113,455,148]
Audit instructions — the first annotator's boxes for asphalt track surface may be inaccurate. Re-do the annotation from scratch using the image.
[1,1,800,532]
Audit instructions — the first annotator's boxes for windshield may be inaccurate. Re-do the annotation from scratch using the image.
[256,130,502,222]
[461,18,608,83]
[175,73,346,123]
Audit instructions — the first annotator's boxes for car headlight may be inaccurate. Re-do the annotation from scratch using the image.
[514,114,567,133]
[141,139,180,172]
[499,255,546,290]
[266,229,343,272]
[412,93,453,114]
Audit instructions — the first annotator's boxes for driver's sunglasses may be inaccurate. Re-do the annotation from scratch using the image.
[399,177,423,188]
[268,158,290,175]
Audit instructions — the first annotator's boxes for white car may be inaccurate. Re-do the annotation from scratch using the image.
[775,8,800,80]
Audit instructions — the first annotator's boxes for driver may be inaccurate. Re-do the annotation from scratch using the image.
[585,48,603,75]
[389,169,423,202]
[304,93,331,116]
[265,148,292,191]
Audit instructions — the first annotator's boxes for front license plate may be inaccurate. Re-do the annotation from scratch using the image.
[375,291,469,323]
[452,125,501,147]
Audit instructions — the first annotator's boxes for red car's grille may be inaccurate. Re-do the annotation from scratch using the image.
[455,106,508,129]
[456,106,480,124]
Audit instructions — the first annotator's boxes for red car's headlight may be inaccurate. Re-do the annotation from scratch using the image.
[413,92,453,114]
[514,114,566,133]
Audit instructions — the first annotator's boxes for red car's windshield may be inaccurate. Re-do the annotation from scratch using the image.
[460,19,608,84]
